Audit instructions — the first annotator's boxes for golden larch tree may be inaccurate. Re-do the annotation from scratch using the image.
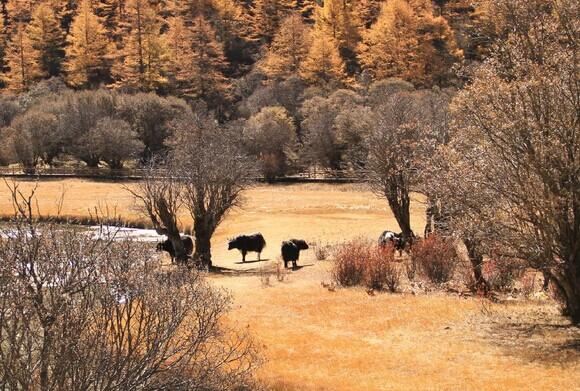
[65,0,113,87]
[358,0,461,86]
[166,15,228,105]
[314,0,358,52]
[27,3,65,76]
[210,0,251,64]
[112,0,168,91]
[251,0,293,43]
[259,13,310,80]
[300,27,345,84]
[354,0,382,28]
[6,0,41,24]
[4,24,41,91]
[98,0,129,42]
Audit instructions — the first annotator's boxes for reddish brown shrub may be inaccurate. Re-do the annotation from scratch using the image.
[483,257,526,292]
[332,239,367,287]
[412,235,458,284]
[332,240,401,292]
[366,245,401,292]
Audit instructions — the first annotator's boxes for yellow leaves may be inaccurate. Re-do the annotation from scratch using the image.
[259,13,310,80]
[112,0,168,91]
[65,0,113,87]
[358,0,461,87]
[300,28,346,85]
[4,24,42,92]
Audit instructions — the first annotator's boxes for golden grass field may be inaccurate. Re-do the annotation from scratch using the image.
[1,178,579,390]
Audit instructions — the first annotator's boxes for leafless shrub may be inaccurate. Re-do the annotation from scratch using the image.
[365,245,401,292]
[412,235,458,284]
[332,239,367,287]
[313,241,331,261]
[483,256,526,293]
[521,273,537,298]
[0,184,260,390]
[405,256,418,281]
[332,239,400,292]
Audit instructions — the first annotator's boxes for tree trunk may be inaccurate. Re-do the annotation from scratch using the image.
[386,176,413,240]
[40,323,53,391]
[464,238,489,294]
[424,200,435,237]
[551,260,580,324]
[193,221,212,270]
[168,232,187,264]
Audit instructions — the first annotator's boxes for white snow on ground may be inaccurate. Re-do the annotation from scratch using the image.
[88,226,166,242]
[1,226,167,242]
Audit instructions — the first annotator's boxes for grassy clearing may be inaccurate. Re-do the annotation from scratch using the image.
[1,178,578,390]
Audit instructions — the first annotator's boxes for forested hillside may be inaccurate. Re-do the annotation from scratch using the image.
[0,0,487,102]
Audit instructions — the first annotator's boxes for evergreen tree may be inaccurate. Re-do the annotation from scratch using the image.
[358,0,460,86]
[251,0,293,44]
[27,2,65,76]
[300,27,345,84]
[65,0,113,87]
[166,15,228,105]
[358,0,419,82]
[4,23,41,91]
[354,0,382,28]
[112,0,168,91]
[313,0,358,71]
[259,13,309,80]
[6,0,39,24]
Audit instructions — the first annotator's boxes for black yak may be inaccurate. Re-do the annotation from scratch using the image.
[281,239,309,269]
[156,236,193,264]
[228,233,266,262]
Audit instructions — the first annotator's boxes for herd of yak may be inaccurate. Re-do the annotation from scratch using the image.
[156,230,408,268]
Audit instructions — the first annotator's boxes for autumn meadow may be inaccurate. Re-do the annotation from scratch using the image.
[0,0,578,390]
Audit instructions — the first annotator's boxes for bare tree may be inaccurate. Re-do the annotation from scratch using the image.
[367,91,434,240]
[91,117,144,169]
[0,182,259,389]
[168,110,255,269]
[445,0,579,320]
[243,106,297,180]
[126,161,189,263]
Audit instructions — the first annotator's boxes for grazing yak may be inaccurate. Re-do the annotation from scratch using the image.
[228,233,266,262]
[378,230,406,255]
[281,239,309,269]
[156,236,193,264]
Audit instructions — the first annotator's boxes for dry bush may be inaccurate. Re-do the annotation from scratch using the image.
[332,239,400,292]
[405,256,418,281]
[313,240,331,261]
[483,257,526,293]
[412,235,458,284]
[0,185,260,390]
[332,239,367,287]
[366,245,401,292]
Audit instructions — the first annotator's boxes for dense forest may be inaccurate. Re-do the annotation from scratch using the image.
[0,0,499,175]
[0,0,487,97]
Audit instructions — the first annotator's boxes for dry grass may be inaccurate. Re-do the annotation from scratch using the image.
[215,263,580,391]
[1,178,579,390]
[0,179,425,270]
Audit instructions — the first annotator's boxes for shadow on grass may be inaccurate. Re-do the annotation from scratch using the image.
[233,258,270,264]
[209,262,315,276]
[482,307,580,366]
